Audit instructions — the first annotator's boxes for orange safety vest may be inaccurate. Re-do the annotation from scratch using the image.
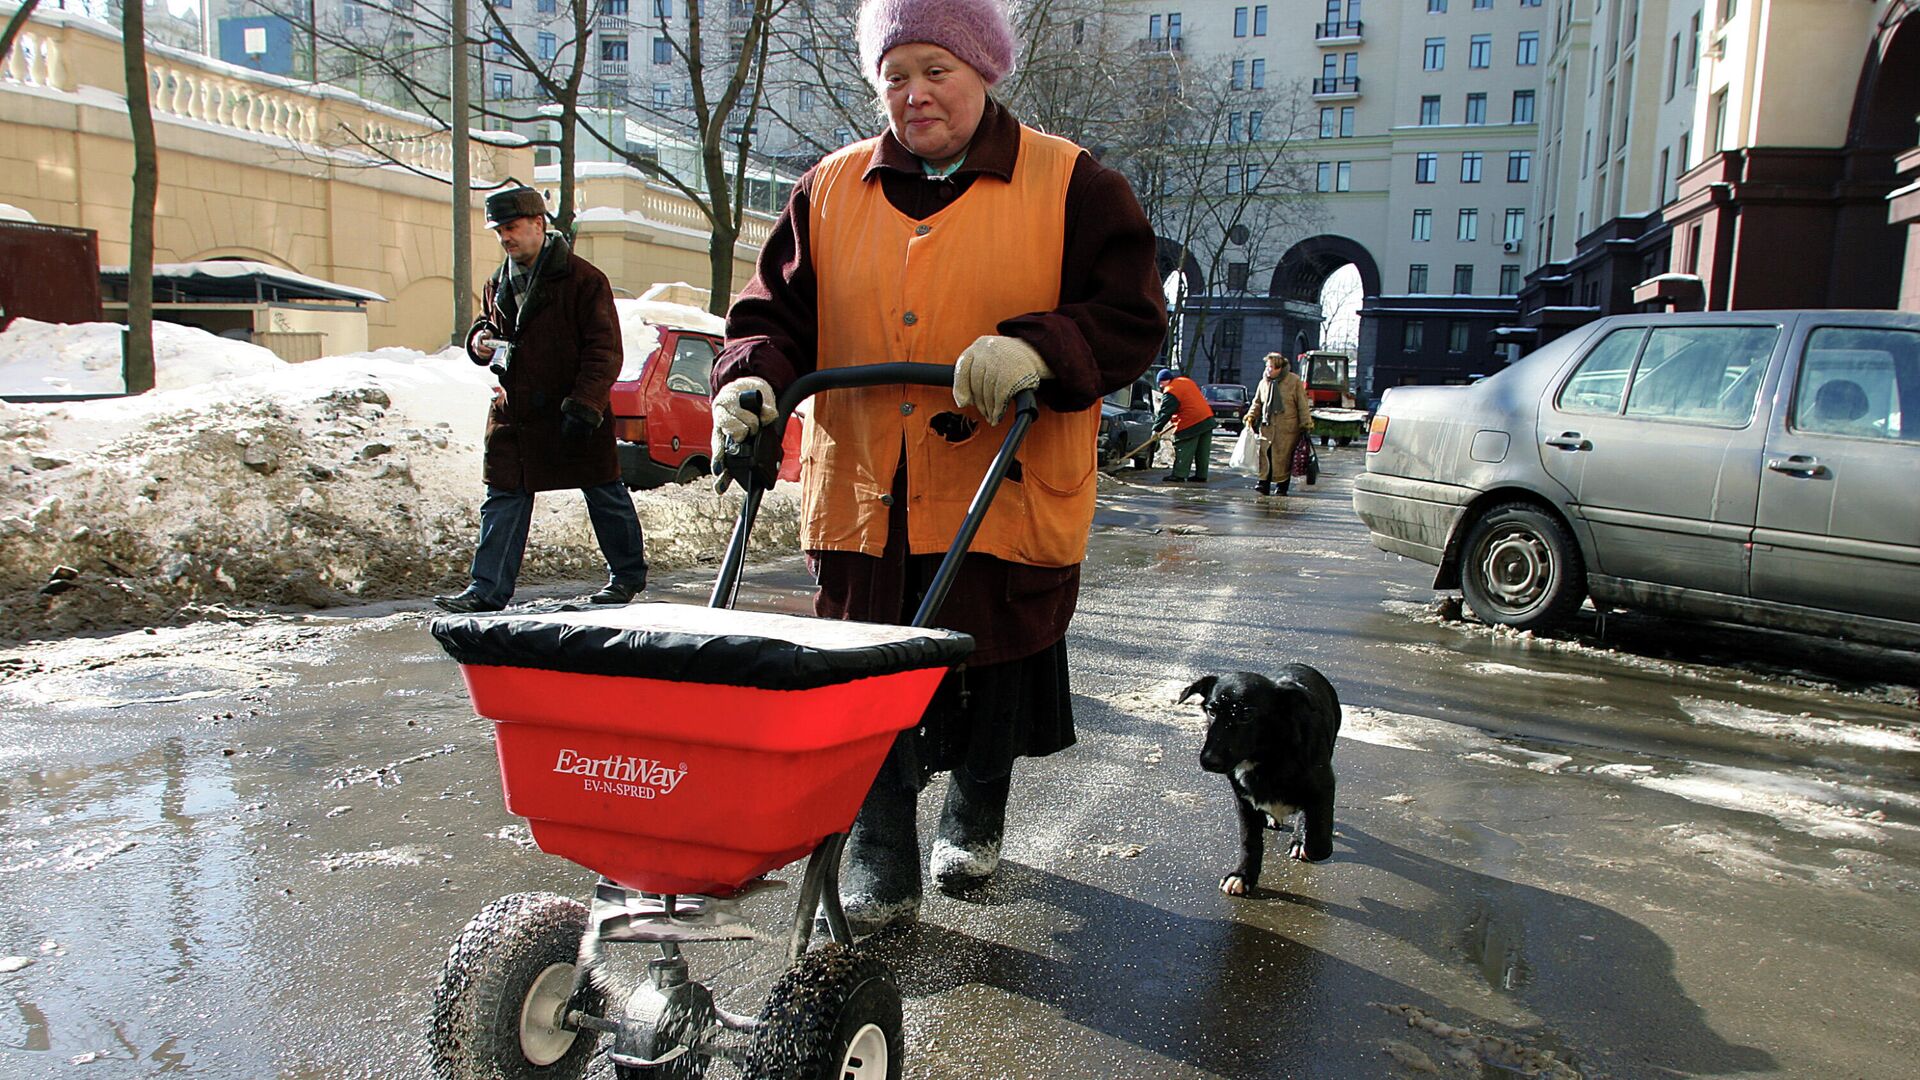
[1166,376,1212,431]
[803,125,1097,567]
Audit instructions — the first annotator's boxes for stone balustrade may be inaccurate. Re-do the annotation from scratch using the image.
[1,6,518,182]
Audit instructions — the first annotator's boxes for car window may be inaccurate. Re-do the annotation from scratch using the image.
[1623,326,1778,426]
[1792,327,1919,441]
[666,335,716,396]
[1557,328,1643,415]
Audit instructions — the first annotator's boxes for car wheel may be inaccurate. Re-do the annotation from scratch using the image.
[674,457,709,486]
[1459,504,1587,632]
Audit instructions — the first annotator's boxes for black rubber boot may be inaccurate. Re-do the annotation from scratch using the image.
[837,770,922,935]
[929,770,1011,895]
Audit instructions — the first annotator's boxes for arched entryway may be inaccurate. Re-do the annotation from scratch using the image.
[1271,235,1385,395]
[1850,2,1920,309]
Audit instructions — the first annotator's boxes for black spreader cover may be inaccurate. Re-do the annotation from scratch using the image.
[431,602,974,691]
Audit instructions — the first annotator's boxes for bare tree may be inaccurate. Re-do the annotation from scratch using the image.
[122,0,159,393]
[0,0,45,70]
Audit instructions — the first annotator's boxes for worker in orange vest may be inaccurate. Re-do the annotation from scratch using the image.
[1153,368,1217,482]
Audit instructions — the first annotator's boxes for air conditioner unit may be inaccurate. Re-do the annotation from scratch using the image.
[1501,239,1523,254]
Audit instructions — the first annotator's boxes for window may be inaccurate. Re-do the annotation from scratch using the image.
[653,83,673,105]
[1449,321,1470,351]
[1317,162,1333,192]
[1320,108,1336,138]
[1249,110,1264,139]
[1458,208,1479,241]
[537,32,557,60]
[654,0,671,15]
[1560,329,1643,414]
[1424,38,1446,71]
[654,36,671,63]
[1412,209,1433,241]
[1667,34,1681,101]
[798,88,815,111]
[1251,59,1266,89]
[606,0,626,12]
[666,335,717,397]
[1625,326,1780,425]
[834,127,852,145]
[1216,317,1245,356]
[1517,30,1539,65]
[1792,327,1917,440]
[493,72,512,97]
[1409,264,1429,292]
[1465,94,1486,124]
[1227,166,1242,194]
[1473,0,1491,7]
[601,40,629,61]
[342,1,363,26]
[1582,129,1593,176]
[1232,60,1245,89]
[1718,0,1737,26]
[1255,5,1267,35]
[1461,151,1483,182]
[1512,89,1535,124]
[1419,96,1441,125]
[1340,106,1355,136]
[1404,321,1425,351]
[1428,0,1446,12]
[1336,161,1351,191]
[1343,52,1358,78]
[1469,34,1491,68]
[1521,0,1540,6]
[1507,150,1531,181]
[1679,131,1691,171]
[1415,152,1438,183]
[1322,54,1338,85]
[538,0,555,10]
[1169,13,1182,43]
[1657,148,1670,203]
[1149,14,1160,38]
[1228,113,1242,142]
[1235,6,1248,36]
[1710,89,1729,151]
[1504,208,1526,242]
[1687,14,1700,85]
[1499,264,1520,294]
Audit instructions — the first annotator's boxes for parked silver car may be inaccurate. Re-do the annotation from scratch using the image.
[1353,310,1920,647]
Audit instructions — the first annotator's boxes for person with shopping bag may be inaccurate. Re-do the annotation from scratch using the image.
[1243,352,1314,495]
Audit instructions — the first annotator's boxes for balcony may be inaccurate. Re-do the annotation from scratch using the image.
[599,60,630,79]
[599,16,629,34]
[1314,20,1363,44]
[1136,36,1184,55]
[1311,75,1361,99]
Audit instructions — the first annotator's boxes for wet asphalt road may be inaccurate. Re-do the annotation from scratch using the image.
[1,442,1917,1078]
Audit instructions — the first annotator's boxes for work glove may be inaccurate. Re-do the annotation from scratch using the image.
[952,336,1050,425]
[710,376,778,464]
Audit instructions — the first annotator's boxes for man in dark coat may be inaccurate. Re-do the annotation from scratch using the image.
[432,186,649,614]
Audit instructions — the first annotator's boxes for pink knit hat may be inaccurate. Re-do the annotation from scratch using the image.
[856,0,1018,86]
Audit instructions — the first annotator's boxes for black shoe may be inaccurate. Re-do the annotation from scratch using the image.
[432,589,503,614]
[931,771,1011,895]
[1275,483,1291,496]
[588,579,646,604]
[1255,481,1270,495]
[838,774,922,935]
[1190,475,1209,484]
[1160,474,1186,483]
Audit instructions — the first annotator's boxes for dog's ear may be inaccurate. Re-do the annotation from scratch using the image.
[1177,675,1218,705]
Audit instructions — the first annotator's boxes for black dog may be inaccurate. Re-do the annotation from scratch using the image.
[1180,666,1341,896]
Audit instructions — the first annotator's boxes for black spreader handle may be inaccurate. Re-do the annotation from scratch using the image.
[707,363,1039,624]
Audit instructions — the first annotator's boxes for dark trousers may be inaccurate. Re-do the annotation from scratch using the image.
[1170,416,1218,479]
[468,480,647,604]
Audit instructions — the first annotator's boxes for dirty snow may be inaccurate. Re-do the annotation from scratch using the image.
[1676,696,1920,754]
[0,317,284,395]
[1630,763,1911,842]
[0,203,35,223]
[0,319,799,642]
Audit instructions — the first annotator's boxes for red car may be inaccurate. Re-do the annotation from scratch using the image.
[608,291,801,489]
[1203,382,1250,432]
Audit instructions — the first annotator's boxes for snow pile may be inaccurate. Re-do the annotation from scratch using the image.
[0,321,797,641]
[0,204,36,223]
[0,318,285,395]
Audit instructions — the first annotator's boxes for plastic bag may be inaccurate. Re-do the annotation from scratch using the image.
[1228,425,1259,471]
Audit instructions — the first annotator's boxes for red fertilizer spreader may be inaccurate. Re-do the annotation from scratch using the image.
[425,365,1034,1080]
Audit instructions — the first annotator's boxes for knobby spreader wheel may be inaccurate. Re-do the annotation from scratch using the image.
[742,945,902,1080]
[428,891,606,1080]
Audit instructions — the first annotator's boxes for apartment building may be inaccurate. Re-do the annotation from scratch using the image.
[1514,0,1919,346]
[1117,0,1548,393]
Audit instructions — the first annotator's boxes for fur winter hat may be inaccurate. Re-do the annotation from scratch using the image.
[856,0,1018,86]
